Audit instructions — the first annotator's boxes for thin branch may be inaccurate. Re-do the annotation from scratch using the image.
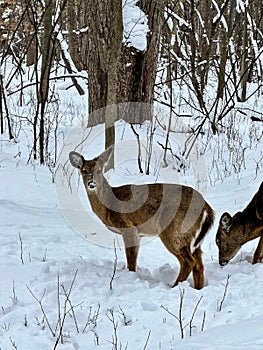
[201,311,206,332]
[7,75,88,96]
[130,124,143,173]
[109,240,118,291]
[218,274,231,312]
[18,232,24,265]
[189,296,203,336]
[142,330,151,350]
[27,287,55,336]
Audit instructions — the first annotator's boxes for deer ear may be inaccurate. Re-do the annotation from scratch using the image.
[220,212,232,231]
[69,151,84,169]
[99,146,113,166]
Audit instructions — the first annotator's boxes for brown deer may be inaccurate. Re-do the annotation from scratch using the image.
[216,182,263,266]
[69,147,214,289]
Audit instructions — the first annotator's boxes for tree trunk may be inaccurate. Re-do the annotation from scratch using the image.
[104,0,123,167]
[87,0,164,127]
[240,9,249,102]
[39,0,55,164]
[217,25,227,99]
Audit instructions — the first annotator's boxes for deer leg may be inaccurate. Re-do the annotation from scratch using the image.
[253,235,263,264]
[171,247,195,288]
[122,230,140,272]
[192,247,204,289]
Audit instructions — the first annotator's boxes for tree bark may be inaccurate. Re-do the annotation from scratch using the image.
[67,0,82,70]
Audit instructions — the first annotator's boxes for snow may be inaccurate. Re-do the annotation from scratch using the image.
[176,316,263,349]
[122,0,149,51]
[236,0,248,13]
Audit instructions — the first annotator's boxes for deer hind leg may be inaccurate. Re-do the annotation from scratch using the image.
[192,247,204,289]
[252,235,263,264]
[122,229,140,272]
[171,247,195,288]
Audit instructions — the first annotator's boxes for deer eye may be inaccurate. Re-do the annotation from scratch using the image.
[82,169,88,175]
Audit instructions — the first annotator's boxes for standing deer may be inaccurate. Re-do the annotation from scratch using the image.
[216,182,263,266]
[69,147,214,289]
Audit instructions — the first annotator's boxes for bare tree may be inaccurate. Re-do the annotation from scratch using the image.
[160,0,263,145]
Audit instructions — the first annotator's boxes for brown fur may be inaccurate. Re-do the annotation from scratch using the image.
[69,148,214,289]
[216,182,263,266]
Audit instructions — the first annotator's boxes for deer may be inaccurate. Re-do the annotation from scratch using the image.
[216,181,263,266]
[69,147,214,289]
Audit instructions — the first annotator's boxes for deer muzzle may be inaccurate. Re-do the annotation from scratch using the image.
[88,180,97,189]
[219,257,229,266]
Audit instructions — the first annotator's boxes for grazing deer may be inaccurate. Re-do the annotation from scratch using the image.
[69,147,214,289]
[216,182,263,266]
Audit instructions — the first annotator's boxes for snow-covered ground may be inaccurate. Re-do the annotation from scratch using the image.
[0,108,263,349]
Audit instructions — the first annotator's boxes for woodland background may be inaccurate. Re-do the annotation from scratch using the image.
[1,0,263,168]
[1,1,263,349]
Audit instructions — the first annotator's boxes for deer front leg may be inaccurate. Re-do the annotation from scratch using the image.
[253,235,263,264]
[192,247,204,289]
[172,247,194,288]
[122,229,140,272]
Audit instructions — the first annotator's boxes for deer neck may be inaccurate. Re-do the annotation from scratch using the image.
[240,201,261,243]
[85,175,113,223]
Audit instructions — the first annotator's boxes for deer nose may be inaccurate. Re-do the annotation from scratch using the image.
[219,259,228,266]
[88,181,97,189]
[86,173,97,189]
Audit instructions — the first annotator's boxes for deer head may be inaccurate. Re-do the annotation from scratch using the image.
[69,147,113,191]
[216,182,263,266]
[216,211,243,266]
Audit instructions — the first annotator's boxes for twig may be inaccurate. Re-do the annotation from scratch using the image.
[9,337,18,350]
[161,288,185,339]
[27,287,55,336]
[218,274,231,312]
[178,288,185,338]
[42,248,47,262]
[118,305,132,326]
[250,116,263,122]
[82,303,101,345]
[142,330,151,350]
[53,270,79,349]
[130,124,143,173]
[189,296,203,336]
[201,311,206,332]
[109,240,118,291]
[18,232,24,265]
[60,283,81,334]
[106,309,119,350]
[162,289,204,339]
[7,75,88,96]
[10,280,18,305]
[55,275,61,335]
